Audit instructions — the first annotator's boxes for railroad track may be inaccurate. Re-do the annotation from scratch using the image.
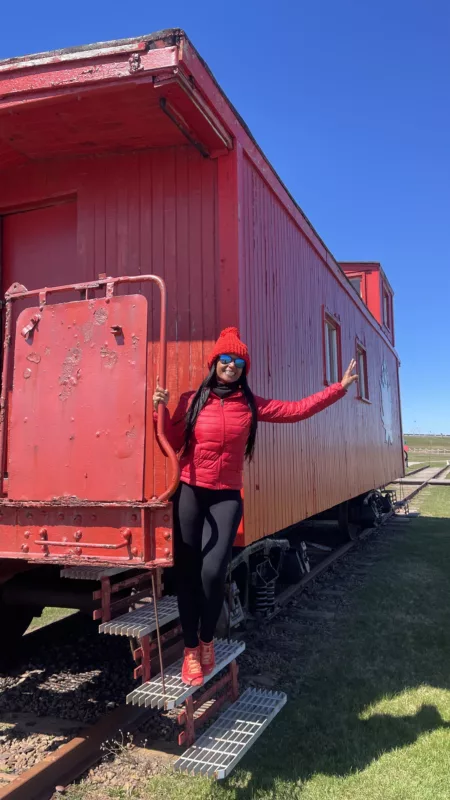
[0,482,437,799]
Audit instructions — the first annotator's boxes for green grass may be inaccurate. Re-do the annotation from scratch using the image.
[405,434,450,450]
[143,489,450,800]
[64,488,450,800]
[27,606,75,632]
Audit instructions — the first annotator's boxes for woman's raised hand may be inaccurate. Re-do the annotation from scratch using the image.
[341,359,358,391]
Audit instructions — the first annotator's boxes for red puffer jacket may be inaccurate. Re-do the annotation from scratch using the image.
[156,383,346,491]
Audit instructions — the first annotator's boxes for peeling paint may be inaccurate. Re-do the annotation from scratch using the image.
[27,352,41,364]
[94,307,108,325]
[100,345,118,369]
[81,322,93,342]
[59,343,82,400]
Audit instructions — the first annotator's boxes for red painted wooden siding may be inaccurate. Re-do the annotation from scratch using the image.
[239,154,403,544]
[0,148,219,500]
[0,144,402,548]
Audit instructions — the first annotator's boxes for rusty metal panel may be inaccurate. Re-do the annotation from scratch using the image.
[0,504,173,568]
[8,295,148,502]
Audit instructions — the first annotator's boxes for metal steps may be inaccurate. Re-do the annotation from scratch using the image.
[60,566,135,580]
[126,638,245,710]
[174,687,287,778]
[99,595,179,638]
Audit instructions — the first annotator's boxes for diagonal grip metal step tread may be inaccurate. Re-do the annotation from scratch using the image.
[99,595,179,638]
[174,687,287,779]
[60,566,135,581]
[126,639,245,710]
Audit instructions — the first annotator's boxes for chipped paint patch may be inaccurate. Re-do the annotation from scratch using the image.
[100,345,118,369]
[94,308,108,325]
[59,344,82,400]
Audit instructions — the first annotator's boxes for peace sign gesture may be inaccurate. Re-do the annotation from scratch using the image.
[341,359,358,391]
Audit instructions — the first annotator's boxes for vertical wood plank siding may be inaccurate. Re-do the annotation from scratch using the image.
[0,145,402,546]
[239,154,403,544]
[0,148,219,499]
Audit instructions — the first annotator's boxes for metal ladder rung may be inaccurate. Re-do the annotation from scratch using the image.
[99,595,179,638]
[60,566,135,581]
[174,687,287,779]
[126,638,245,710]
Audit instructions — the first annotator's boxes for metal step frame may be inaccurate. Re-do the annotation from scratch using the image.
[174,687,287,779]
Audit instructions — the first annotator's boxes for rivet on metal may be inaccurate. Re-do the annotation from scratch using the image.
[164,548,171,556]
[164,531,171,540]
[75,547,82,556]
[21,544,29,553]
[74,530,82,541]
[24,530,31,539]
[121,528,132,541]
[131,514,138,522]
[39,527,48,539]
[131,546,138,557]
[163,515,170,522]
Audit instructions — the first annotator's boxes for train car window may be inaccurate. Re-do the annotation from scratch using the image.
[356,343,369,400]
[323,313,341,384]
[350,276,362,296]
[382,287,392,330]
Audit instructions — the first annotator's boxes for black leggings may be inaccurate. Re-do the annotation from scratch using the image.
[173,481,243,648]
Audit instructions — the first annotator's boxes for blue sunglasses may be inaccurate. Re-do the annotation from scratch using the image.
[219,354,246,370]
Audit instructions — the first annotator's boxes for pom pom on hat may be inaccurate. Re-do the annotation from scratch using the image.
[207,327,250,372]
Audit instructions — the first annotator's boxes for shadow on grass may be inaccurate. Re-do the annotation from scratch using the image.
[226,515,450,797]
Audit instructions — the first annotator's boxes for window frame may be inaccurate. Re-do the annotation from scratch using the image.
[355,338,370,402]
[349,274,363,298]
[322,307,342,386]
[382,284,392,331]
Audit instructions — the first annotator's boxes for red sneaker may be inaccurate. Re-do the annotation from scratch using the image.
[181,646,203,687]
[200,639,216,676]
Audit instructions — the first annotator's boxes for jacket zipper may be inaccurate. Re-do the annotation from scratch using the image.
[220,398,225,488]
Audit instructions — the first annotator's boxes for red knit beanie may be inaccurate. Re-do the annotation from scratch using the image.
[207,327,251,373]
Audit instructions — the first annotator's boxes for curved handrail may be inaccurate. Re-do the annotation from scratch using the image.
[0,274,181,503]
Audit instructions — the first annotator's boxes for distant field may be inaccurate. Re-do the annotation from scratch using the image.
[405,435,450,450]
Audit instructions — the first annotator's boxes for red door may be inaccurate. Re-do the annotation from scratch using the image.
[2,201,78,296]
[1,202,79,481]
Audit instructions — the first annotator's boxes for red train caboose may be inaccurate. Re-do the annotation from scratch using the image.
[0,30,403,644]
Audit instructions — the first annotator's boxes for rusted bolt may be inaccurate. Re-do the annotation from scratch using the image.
[24,530,31,539]
[75,547,82,556]
[131,546,138,557]
[21,544,29,553]
[164,548,171,556]
[74,530,82,541]
[121,528,132,541]
[39,527,48,540]
[164,531,171,540]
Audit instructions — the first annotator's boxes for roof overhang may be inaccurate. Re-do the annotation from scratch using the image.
[0,30,233,168]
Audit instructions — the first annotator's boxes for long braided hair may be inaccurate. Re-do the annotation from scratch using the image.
[184,362,258,461]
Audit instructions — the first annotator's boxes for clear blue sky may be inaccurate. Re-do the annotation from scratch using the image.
[2,1,449,434]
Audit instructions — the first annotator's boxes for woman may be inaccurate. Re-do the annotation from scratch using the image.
[153,327,357,686]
